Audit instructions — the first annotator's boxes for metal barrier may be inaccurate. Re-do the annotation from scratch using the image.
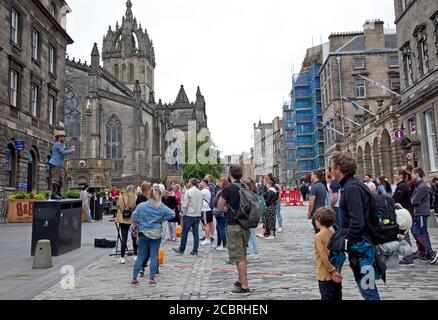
[281,191,304,207]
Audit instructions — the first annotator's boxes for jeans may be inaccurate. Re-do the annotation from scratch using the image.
[412,216,435,257]
[319,281,342,301]
[276,204,283,229]
[333,207,341,232]
[83,206,93,222]
[179,216,201,254]
[356,280,380,301]
[133,234,161,280]
[248,228,259,255]
[216,215,227,247]
[120,223,138,258]
[168,222,177,240]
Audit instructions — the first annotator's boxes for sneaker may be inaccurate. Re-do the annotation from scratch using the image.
[399,259,415,267]
[256,233,265,239]
[216,246,227,252]
[131,279,140,286]
[190,251,198,256]
[200,237,206,242]
[229,287,251,296]
[265,236,275,240]
[172,248,184,255]
[134,255,138,262]
[200,239,210,246]
[139,269,145,277]
[233,282,242,290]
[149,279,157,286]
[277,228,283,233]
[119,258,126,264]
[210,237,215,244]
[430,252,438,265]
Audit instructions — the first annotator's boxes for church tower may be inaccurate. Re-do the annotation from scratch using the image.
[102,0,155,101]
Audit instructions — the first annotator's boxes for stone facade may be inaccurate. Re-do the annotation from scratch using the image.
[321,20,403,179]
[64,1,209,187]
[394,0,438,178]
[0,0,73,194]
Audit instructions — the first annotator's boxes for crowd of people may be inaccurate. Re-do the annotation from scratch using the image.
[92,156,438,300]
[308,154,438,301]
[105,169,283,295]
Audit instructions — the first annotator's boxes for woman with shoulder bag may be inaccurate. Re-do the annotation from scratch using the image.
[131,186,175,286]
[213,177,229,251]
[116,185,138,264]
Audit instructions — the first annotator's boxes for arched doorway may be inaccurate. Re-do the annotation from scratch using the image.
[373,138,380,178]
[357,146,364,178]
[364,143,372,178]
[27,149,38,193]
[381,130,393,179]
[6,144,17,188]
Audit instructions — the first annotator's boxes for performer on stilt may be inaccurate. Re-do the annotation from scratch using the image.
[49,129,75,200]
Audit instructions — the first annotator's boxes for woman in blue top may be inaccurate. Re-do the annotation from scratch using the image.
[131,186,175,287]
[376,176,392,198]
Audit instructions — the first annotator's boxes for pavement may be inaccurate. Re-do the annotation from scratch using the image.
[0,216,117,300]
[29,205,438,301]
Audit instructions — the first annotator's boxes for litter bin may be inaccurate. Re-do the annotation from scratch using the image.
[31,199,82,256]
[89,187,106,221]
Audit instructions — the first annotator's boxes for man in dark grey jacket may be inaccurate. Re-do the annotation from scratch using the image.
[411,168,438,265]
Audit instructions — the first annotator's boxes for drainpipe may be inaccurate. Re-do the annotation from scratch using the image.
[336,56,345,137]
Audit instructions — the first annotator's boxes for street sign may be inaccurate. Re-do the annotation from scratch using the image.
[19,183,28,189]
[406,153,415,161]
[14,141,25,151]
[392,129,406,141]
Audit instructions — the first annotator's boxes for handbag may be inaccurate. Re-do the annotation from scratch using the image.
[121,194,133,219]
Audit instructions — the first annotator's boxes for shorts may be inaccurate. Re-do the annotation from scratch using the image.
[227,224,250,265]
[51,165,65,185]
[201,211,213,225]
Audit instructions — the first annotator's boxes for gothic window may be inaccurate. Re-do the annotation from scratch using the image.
[145,122,150,171]
[64,87,82,158]
[114,64,119,80]
[121,64,126,83]
[106,116,122,159]
[129,63,134,82]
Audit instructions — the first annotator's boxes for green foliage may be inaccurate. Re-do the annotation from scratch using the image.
[98,189,109,197]
[62,190,81,199]
[8,192,48,201]
[162,176,168,186]
[182,139,224,182]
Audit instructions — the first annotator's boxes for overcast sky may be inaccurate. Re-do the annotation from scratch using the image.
[66,0,396,155]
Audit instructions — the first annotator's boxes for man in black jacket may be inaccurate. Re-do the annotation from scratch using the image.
[330,152,381,300]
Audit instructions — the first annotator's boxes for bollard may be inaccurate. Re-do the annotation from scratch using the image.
[33,240,53,269]
[428,212,438,229]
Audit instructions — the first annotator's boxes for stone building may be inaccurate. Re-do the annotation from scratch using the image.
[253,121,274,179]
[394,0,438,177]
[272,116,284,184]
[0,0,73,194]
[64,0,209,187]
[321,20,403,179]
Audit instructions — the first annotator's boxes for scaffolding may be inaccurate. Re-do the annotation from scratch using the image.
[284,63,325,185]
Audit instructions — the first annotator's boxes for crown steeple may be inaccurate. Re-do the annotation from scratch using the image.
[126,0,133,20]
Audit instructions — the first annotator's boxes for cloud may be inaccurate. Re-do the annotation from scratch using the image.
[66,0,396,155]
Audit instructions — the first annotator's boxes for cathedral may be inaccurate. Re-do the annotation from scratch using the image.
[64,0,209,187]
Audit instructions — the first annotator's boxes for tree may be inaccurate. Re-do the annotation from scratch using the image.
[182,140,224,182]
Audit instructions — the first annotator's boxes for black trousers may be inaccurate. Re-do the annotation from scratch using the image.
[319,280,342,301]
[120,223,138,258]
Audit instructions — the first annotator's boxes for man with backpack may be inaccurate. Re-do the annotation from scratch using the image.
[218,166,256,296]
[330,152,382,300]
[411,168,438,265]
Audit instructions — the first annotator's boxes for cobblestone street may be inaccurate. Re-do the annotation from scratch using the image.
[34,205,438,300]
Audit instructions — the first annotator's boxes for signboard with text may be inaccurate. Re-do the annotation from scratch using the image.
[392,129,406,141]
[14,141,25,151]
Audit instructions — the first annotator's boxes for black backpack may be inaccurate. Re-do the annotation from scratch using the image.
[345,180,399,245]
[229,183,261,230]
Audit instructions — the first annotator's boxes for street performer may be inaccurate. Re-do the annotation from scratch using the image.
[49,129,75,200]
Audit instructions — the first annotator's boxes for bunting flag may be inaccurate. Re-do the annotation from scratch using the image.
[343,97,359,110]
[358,75,401,97]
